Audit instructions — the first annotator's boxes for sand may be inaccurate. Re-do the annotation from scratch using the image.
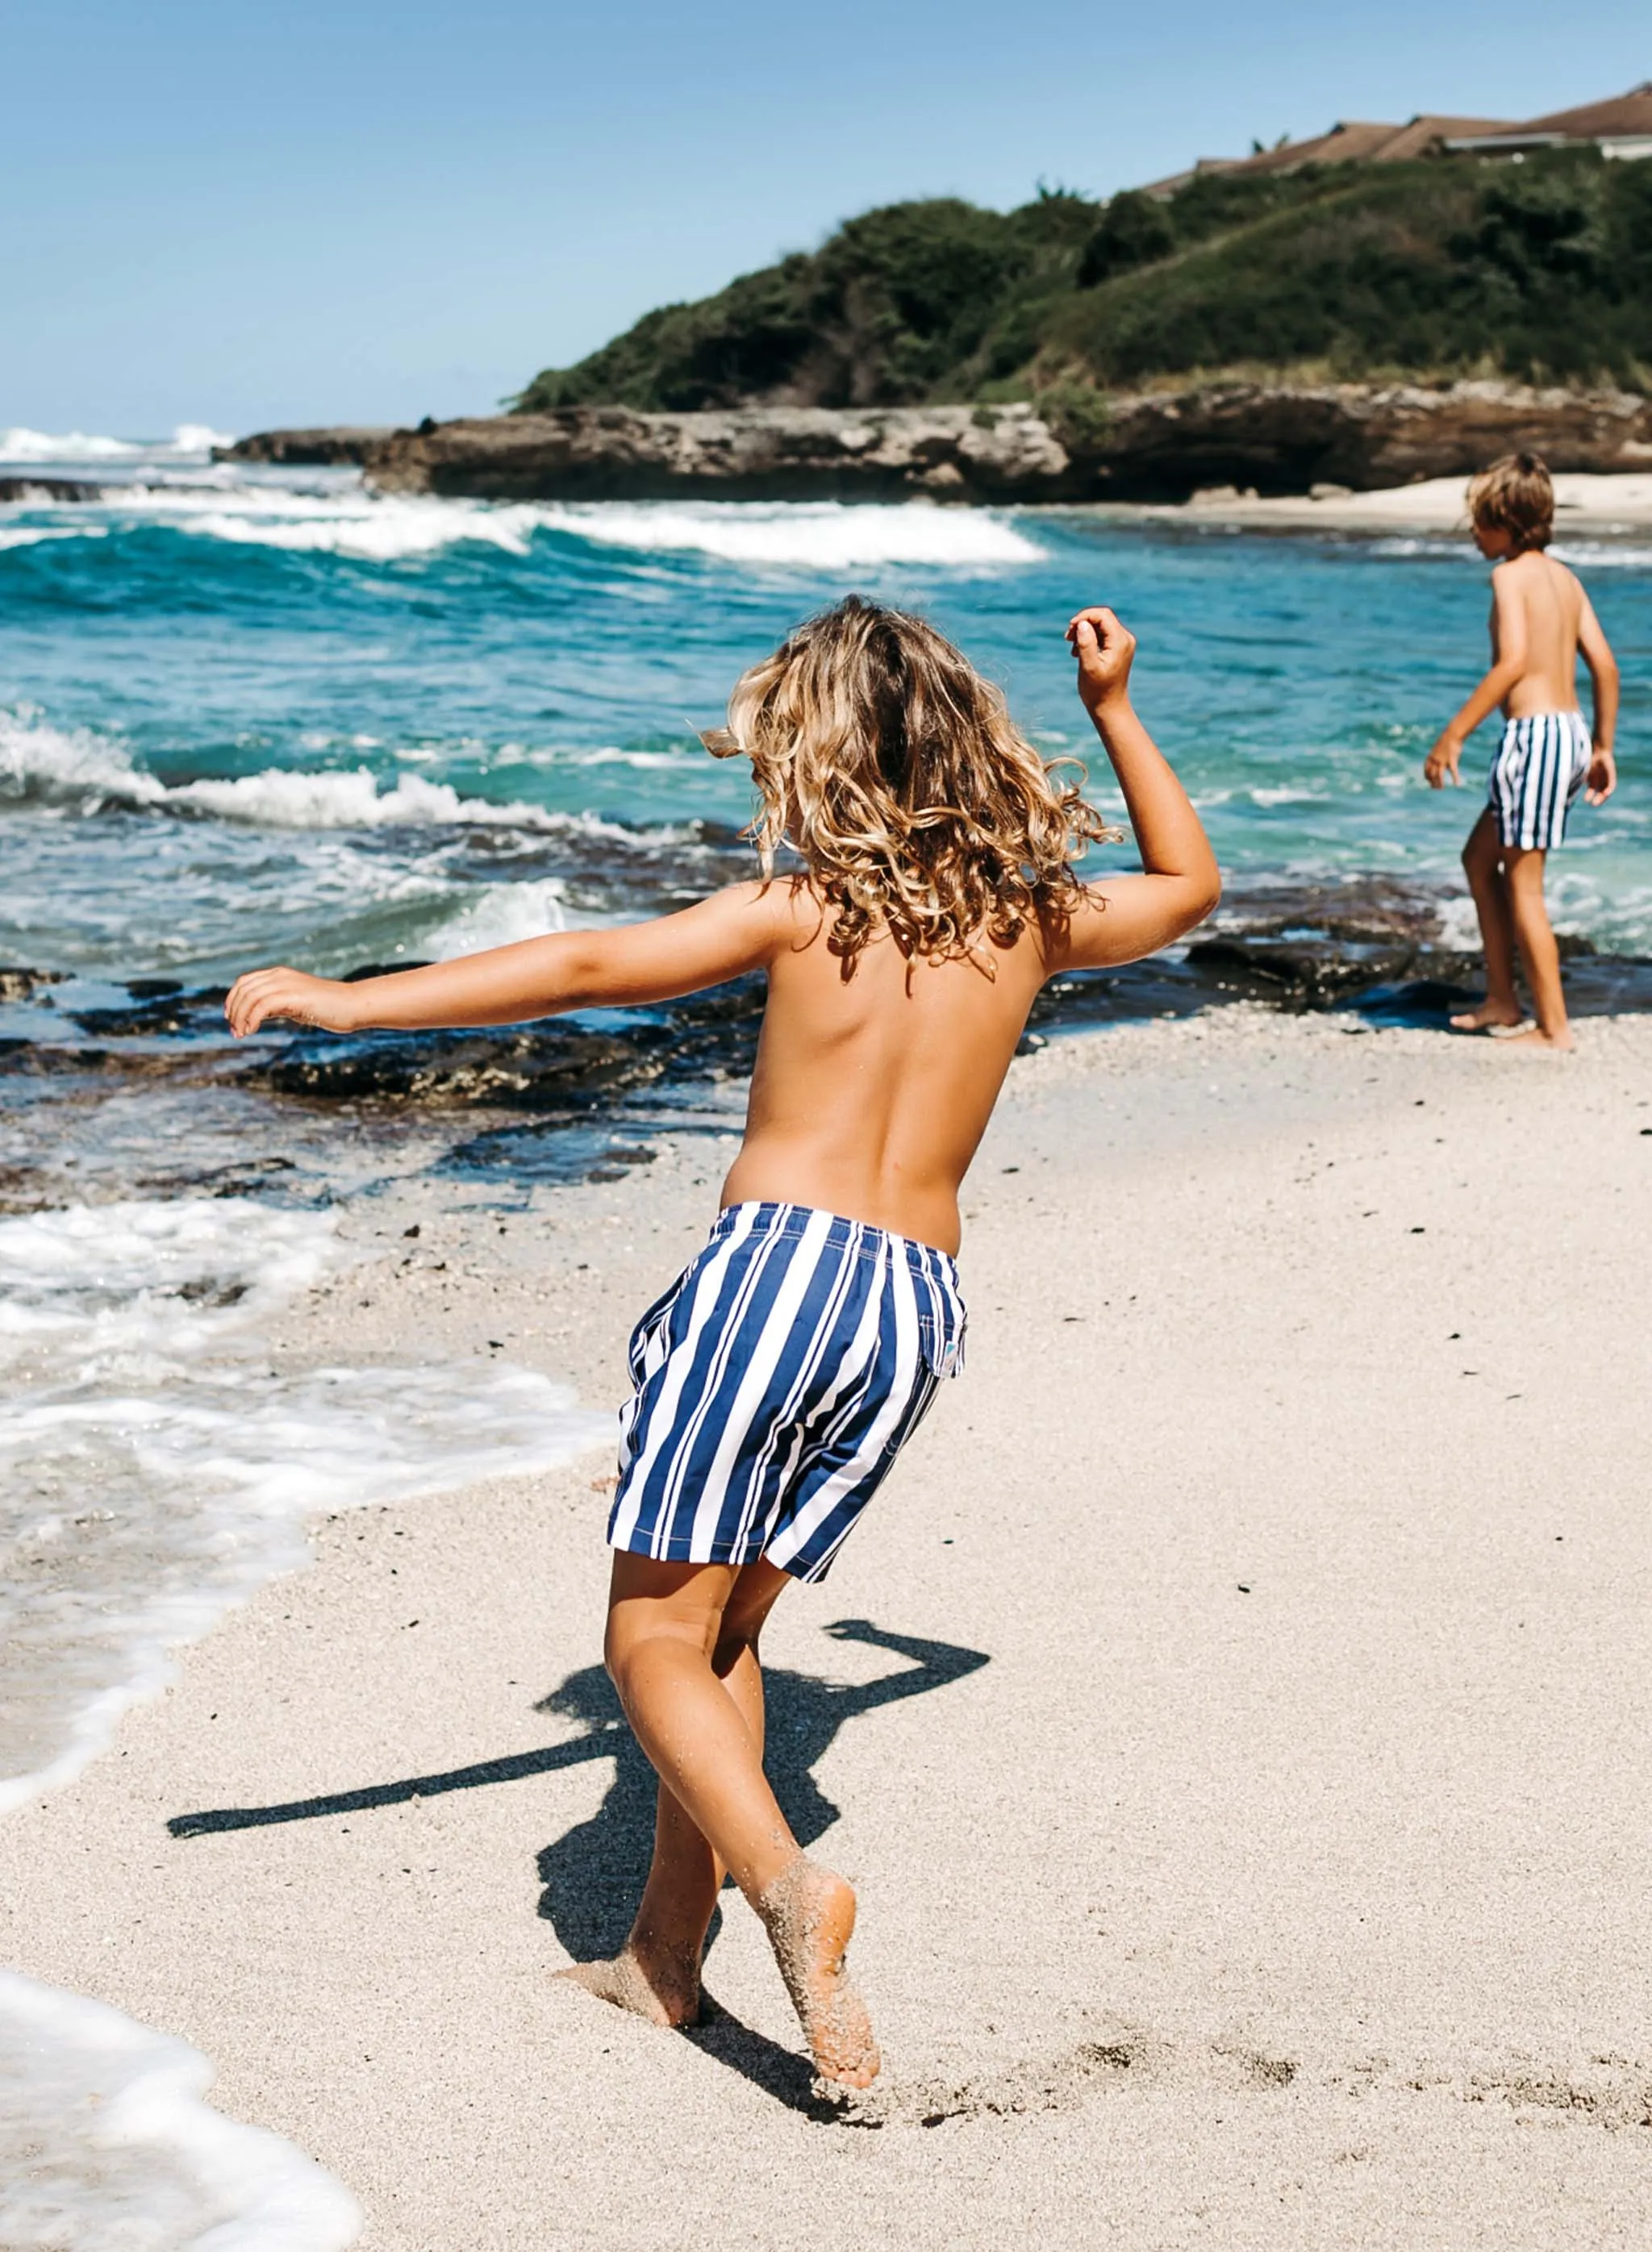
[4,1004,1652,2250]
[1116,470,1652,536]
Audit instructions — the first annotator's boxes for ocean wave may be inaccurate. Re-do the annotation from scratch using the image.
[0,524,107,550]
[1550,540,1652,569]
[0,1974,361,2252]
[7,476,1045,569]
[0,709,645,837]
[423,875,575,957]
[0,423,234,464]
[534,500,1049,569]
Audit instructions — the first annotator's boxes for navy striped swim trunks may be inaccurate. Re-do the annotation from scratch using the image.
[1487,711,1591,851]
[607,1200,966,1583]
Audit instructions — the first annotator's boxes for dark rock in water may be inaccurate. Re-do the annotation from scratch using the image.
[213,428,394,466]
[0,476,105,503]
[69,988,229,1038]
[252,1024,661,1109]
[1187,934,1420,1003]
[352,382,1652,506]
[0,966,69,1003]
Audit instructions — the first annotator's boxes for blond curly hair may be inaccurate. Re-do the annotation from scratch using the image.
[702,595,1119,970]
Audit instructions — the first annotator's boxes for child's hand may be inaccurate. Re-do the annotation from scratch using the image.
[225,967,359,1038]
[1586,746,1617,806]
[1424,732,1463,789]
[1066,606,1136,719]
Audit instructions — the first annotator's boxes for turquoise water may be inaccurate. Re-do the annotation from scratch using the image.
[5,449,1648,981]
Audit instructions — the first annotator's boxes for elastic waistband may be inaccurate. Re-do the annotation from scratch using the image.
[712,1199,959,1277]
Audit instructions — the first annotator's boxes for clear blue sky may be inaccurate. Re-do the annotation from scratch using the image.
[3,0,1646,436]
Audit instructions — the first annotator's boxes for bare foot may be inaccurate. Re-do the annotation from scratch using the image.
[555,1937,700,2029]
[1450,999,1525,1033]
[1494,1025,1575,1053]
[755,1856,880,2089]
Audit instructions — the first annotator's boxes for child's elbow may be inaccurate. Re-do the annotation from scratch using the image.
[1183,866,1222,930]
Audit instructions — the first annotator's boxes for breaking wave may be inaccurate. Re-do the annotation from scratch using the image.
[0,709,642,836]
[3,474,1048,569]
[0,423,234,463]
[532,499,1048,568]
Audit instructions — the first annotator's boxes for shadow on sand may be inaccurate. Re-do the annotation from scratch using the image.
[535,1619,989,2115]
[168,1618,988,2116]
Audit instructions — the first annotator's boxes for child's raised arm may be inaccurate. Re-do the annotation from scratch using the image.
[1053,607,1220,972]
[225,882,785,1038]
[1579,590,1620,806]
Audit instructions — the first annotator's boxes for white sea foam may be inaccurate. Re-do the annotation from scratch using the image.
[0,1973,361,2252]
[536,498,1047,569]
[0,423,232,465]
[0,524,107,550]
[0,708,635,838]
[0,1195,611,1812]
[424,875,574,957]
[8,473,1045,569]
[1550,540,1652,569]
[0,427,141,462]
[0,1187,610,2248]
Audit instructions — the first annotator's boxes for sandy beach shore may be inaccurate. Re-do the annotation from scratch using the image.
[1124,470,1652,536]
[5,1006,1651,2250]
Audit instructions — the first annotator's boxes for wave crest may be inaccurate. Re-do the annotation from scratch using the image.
[0,709,646,836]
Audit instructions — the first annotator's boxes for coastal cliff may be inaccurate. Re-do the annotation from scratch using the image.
[301,381,1652,504]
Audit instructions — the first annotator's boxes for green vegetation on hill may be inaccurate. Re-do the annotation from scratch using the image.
[513,148,1652,414]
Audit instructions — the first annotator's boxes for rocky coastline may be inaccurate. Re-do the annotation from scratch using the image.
[219,382,1652,503]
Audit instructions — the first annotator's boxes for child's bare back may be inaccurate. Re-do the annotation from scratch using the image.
[1494,548,1589,719]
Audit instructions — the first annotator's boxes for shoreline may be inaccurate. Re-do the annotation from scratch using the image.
[5,1004,1652,2247]
[1103,469,1652,537]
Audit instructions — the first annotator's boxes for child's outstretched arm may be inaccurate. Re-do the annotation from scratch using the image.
[225,882,785,1038]
[1053,606,1220,973]
[1579,590,1620,805]
[1425,569,1527,788]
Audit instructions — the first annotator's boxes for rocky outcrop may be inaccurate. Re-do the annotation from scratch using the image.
[363,405,1077,503]
[215,427,395,466]
[352,382,1652,504]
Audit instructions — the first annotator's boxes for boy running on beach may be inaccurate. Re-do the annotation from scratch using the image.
[226,597,1219,2088]
[1425,452,1619,1049]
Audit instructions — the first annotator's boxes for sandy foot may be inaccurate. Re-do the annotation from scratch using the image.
[755,1856,880,2089]
[1450,1000,1527,1032]
[1492,1026,1575,1053]
[555,1941,701,2029]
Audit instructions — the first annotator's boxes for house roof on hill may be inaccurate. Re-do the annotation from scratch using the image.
[1141,85,1652,198]
[1373,114,1520,160]
[1140,112,1513,196]
[1515,83,1652,138]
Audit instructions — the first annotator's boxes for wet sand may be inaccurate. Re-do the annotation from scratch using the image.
[4,1005,1652,2250]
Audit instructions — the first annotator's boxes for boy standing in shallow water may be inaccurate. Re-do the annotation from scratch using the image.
[227,598,1218,2088]
[1425,452,1619,1049]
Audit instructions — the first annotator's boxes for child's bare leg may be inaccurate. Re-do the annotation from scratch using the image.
[1501,847,1574,1049]
[1451,808,1524,1031]
[565,1553,878,2085]
[561,1565,780,2025]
